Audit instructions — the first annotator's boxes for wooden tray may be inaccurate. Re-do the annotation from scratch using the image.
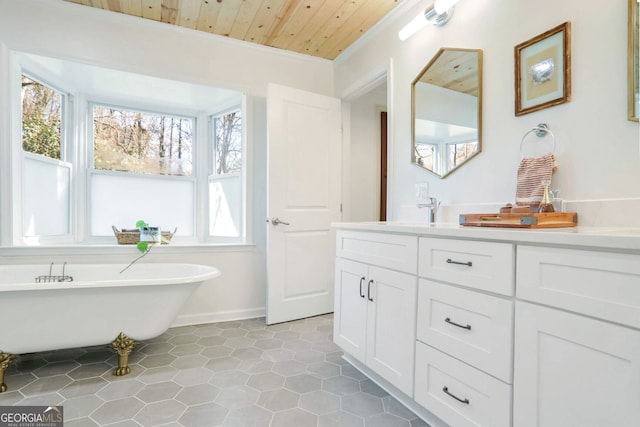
[459,212,577,228]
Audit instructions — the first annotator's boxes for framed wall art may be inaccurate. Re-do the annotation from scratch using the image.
[515,22,571,116]
[629,0,639,121]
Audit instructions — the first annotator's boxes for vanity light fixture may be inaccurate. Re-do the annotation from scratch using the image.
[398,0,461,41]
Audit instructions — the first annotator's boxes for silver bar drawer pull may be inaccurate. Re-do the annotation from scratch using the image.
[445,317,472,330]
[446,258,472,267]
[442,386,470,404]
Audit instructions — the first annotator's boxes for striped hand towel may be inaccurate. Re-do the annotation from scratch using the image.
[515,153,557,207]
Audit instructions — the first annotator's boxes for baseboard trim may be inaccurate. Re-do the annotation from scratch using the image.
[171,307,266,327]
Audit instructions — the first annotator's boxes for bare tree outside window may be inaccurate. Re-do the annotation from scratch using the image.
[449,141,478,169]
[21,75,63,159]
[93,105,193,176]
[415,143,435,171]
[214,110,242,175]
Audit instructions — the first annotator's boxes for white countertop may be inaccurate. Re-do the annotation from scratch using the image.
[333,222,640,252]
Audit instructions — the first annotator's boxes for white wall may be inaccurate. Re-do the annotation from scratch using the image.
[0,0,334,324]
[336,0,640,224]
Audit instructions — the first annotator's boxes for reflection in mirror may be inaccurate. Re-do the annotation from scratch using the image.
[412,48,482,177]
[629,0,639,122]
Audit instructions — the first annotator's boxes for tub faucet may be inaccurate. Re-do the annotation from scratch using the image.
[418,197,440,224]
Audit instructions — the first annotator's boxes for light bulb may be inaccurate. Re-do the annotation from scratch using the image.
[434,0,460,15]
[398,11,429,41]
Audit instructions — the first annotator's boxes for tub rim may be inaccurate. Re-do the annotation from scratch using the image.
[0,262,220,291]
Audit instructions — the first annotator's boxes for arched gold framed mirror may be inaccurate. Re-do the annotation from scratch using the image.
[629,0,639,122]
[412,48,483,178]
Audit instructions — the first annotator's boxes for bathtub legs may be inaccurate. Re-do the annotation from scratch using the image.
[110,332,138,376]
[0,351,16,393]
[2,333,140,392]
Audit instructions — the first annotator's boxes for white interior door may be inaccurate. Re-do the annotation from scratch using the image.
[266,83,342,325]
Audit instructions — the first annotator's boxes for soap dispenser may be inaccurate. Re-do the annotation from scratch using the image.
[550,189,563,212]
[538,180,555,213]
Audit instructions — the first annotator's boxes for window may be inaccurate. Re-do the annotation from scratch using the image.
[21,75,63,159]
[447,141,478,170]
[90,104,197,238]
[93,105,193,176]
[12,54,246,246]
[213,109,242,175]
[20,74,71,239]
[209,108,243,238]
[414,143,436,171]
[415,138,478,176]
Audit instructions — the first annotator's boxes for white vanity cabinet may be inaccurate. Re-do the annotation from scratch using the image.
[414,238,514,427]
[334,231,418,396]
[333,223,640,427]
[513,245,640,427]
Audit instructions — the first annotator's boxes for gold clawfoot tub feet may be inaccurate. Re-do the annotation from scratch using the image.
[110,332,138,376]
[0,351,17,393]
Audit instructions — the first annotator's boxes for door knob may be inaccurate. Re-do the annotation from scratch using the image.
[270,218,290,226]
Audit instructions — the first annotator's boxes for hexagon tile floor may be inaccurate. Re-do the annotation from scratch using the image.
[0,314,429,427]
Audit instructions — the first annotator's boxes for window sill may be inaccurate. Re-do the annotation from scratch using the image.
[0,242,257,258]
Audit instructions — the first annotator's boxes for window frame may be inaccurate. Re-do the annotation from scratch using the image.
[206,104,246,244]
[6,53,248,247]
[86,100,201,244]
[86,100,247,245]
[18,71,75,245]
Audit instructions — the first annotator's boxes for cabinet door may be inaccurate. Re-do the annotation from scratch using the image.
[514,301,640,427]
[367,265,417,396]
[334,258,368,363]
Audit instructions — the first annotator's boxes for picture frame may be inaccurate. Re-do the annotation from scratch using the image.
[515,22,571,116]
[628,0,639,122]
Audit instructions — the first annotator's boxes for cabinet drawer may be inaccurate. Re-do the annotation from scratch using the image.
[517,245,640,328]
[419,237,514,295]
[336,230,417,274]
[417,280,513,382]
[415,342,511,427]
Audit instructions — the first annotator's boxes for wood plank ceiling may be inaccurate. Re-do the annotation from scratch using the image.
[417,49,479,96]
[64,0,402,60]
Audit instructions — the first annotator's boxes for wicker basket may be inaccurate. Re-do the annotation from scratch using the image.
[112,226,176,245]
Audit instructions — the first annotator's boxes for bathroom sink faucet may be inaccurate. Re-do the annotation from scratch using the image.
[418,197,440,224]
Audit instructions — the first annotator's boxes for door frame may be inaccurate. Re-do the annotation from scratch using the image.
[340,58,394,222]
[379,110,387,221]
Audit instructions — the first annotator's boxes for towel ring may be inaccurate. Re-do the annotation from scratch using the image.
[520,123,556,158]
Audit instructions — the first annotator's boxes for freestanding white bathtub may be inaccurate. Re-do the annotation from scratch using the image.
[0,262,220,392]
